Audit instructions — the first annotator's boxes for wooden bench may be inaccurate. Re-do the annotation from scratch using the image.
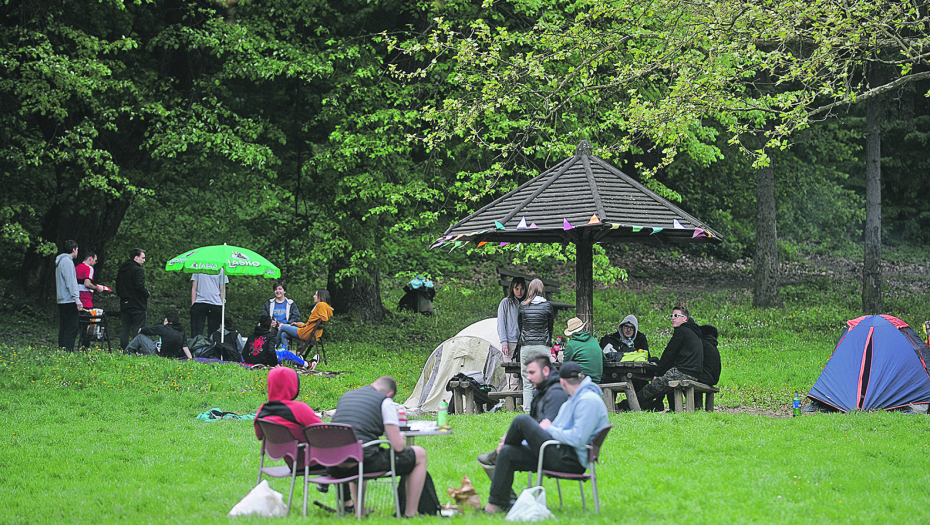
[488,391,524,412]
[497,267,575,312]
[449,380,489,414]
[600,382,640,413]
[667,380,720,412]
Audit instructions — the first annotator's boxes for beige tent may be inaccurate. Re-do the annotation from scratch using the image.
[403,318,506,415]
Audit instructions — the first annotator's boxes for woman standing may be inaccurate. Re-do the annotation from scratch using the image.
[517,278,555,412]
[497,277,526,391]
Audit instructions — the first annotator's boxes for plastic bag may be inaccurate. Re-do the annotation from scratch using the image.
[228,480,288,517]
[505,486,554,522]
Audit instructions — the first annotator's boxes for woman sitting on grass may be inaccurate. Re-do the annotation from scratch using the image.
[276,289,333,361]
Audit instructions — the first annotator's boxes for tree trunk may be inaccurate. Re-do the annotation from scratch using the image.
[575,239,594,330]
[862,75,884,314]
[327,264,386,324]
[753,151,782,308]
[9,181,131,307]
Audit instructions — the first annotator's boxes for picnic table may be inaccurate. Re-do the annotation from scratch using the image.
[500,360,658,412]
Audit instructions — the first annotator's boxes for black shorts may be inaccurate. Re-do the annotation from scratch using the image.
[326,446,417,479]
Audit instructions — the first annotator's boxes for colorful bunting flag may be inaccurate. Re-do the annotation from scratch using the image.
[517,216,528,229]
[452,234,464,242]
[673,219,684,229]
[692,228,706,238]
[563,218,574,230]
[478,241,488,247]
[494,221,506,230]
[500,242,510,247]
[588,214,601,225]
[632,226,643,232]
[529,222,539,229]
[651,227,663,234]
[445,235,453,240]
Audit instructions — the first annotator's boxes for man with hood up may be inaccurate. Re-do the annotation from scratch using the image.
[255,367,322,464]
[55,240,82,351]
[562,317,603,383]
[635,306,703,410]
[600,314,649,357]
[484,362,609,514]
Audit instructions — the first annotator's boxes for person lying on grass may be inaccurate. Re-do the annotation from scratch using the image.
[255,366,322,467]
[123,311,192,359]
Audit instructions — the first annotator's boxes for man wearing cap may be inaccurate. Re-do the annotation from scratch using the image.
[635,305,703,411]
[562,317,603,383]
[484,361,609,514]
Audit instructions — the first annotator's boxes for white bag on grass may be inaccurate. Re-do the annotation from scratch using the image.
[505,486,554,522]
[228,480,288,517]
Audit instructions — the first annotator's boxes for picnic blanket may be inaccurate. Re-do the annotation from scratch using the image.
[197,408,256,421]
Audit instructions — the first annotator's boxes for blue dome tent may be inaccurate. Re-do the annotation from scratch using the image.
[808,315,930,412]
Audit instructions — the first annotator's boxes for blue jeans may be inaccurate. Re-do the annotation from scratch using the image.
[275,349,306,367]
[277,324,300,350]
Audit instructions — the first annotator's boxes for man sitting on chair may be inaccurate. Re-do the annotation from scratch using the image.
[483,361,609,514]
[329,376,428,518]
[477,352,569,468]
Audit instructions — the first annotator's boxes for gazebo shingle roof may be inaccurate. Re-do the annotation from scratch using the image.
[435,140,721,247]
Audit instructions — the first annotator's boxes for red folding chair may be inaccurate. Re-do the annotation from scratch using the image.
[303,423,400,519]
[255,419,326,516]
[534,424,613,513]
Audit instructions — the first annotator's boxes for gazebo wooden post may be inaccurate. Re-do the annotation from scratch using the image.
[575,239,594,330]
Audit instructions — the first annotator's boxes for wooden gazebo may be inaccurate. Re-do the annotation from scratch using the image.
[433,140,722,328]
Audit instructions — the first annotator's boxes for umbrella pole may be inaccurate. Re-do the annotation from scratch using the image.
[220,269,226,360]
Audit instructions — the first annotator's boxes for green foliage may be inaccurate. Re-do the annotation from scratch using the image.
[5,286,930,523]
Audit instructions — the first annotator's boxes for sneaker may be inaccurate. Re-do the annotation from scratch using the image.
[309,354,319,371]
[477,450,498,466]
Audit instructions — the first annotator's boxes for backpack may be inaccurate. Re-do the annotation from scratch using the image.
[243,334,278,366]
[397,471,441,516]
[211,329,243,361]
[189,335,218,358]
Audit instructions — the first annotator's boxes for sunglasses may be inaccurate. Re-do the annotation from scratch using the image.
[668,313,685,319]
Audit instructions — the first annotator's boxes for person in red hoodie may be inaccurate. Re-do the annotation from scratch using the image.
[255,367,322,466]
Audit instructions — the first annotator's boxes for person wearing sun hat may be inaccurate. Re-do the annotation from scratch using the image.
[562,317,603,383]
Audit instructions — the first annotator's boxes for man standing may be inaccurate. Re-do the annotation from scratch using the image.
[477,352,569,469]
[55,240,82,351]
[75,252,103,309]
[190,272,228,337]
[330,376,428,518]
[124,311,192,359]
[116,248,150,349]
[635,306,703,410]
[484,362,609,514]
[562,317,603,383]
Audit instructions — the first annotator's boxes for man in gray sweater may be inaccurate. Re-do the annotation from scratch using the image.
[55,240,82,351]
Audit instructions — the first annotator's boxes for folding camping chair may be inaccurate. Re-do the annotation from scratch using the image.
[533,424,613,513]
[294,318,328,365]
[255,419,326,516]
[302,423,400,519]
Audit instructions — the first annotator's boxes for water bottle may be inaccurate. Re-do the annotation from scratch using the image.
[397,403,407,427]
[792,391,801,417]
[438,400,449,429]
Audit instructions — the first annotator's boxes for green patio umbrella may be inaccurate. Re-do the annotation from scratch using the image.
[165,244,281,345]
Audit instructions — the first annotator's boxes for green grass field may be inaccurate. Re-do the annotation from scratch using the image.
[3,280,930,524]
